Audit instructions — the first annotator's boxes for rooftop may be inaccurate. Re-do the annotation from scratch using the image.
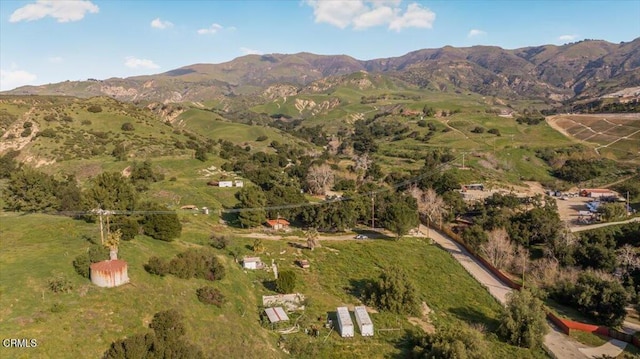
[264,307,289,323]
[90,259,128,272]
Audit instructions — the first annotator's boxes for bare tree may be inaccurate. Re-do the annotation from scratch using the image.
[353,153,371,185]
[617,244,640,274]
[480,228,514,270]
[306,228,320,250]
[409,186,447,237]
[306,164,335,195]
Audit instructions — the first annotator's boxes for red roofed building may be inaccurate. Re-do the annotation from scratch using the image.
[90,259,130,288]
[265,218,290,230]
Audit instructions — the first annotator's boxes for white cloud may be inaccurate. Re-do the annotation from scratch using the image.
[468,29,486,38]
[124,57,160,70]
[48,56,63,63]
[151,18,173,29]
[388,3,435,31]
[558,34,578,41]
[0,69,38,91]
[197,23,224,35]
[306,0,435,31]
[10,0,99,23]
[240,47,263,55]
[353,6,394,29]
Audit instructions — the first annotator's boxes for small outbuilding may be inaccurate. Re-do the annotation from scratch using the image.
[354,306,374,336]
[90,259,130,288]
[264,307,289,324]
[242,256,263,270]
[219,181,233,188]
[336,306,354,338]
[234,180,244,187]
[266,218,290,231]
[297,259,310,269]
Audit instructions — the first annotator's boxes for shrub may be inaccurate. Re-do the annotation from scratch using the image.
[256,135,268,141]
[210,234,229,249]
[488,128,501,136]
[87,105,102,113]
[23,121,32,128]
[20,128,32,137]
[48,274,74,293]
[73,254,91,278]
[196,286,225,307]
[471,126,485,134]
[144,256,169,276]
[275,270,297,294]
[121,122,135,131]
[38,128,57,138]
[81,119,92,126]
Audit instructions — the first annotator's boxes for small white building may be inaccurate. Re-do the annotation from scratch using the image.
[242,256,263,270]
[235,180,244,187]
[336,306,354,338]
[219,181,233,188]
[354,306,374,336]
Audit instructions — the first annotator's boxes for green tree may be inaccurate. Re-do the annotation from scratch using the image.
[275,270,297,293]
[382,195,419,239]
[499,290,548,348]
[365,266,420,315]
[4,167,59,212]
[84,172,137,211]
[139,202,181,241]
[0,150,20,178]
[111,143,127,161]
[195,147,208,162]
[598,203,628,221]
[236,186,267,228]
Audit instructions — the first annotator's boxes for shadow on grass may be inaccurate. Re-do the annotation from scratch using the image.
[262,280,277,292]
[347,278,374,301]
[220,211,241,228]
[388,329,424,359]
[353,229,396,241]
[287,241,308,250]
[449,306,500,331]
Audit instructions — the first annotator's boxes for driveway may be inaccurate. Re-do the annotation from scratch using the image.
[424,225,601,359]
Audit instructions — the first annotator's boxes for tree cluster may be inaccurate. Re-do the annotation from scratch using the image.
[364,266,420,315]
[551,271,629,326]
[103,309,204,359]
[144,249,225,281]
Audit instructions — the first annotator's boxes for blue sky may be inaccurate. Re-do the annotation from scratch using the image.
[1,0,639,90]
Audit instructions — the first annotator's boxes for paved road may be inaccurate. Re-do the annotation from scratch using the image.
[424,225,594,359]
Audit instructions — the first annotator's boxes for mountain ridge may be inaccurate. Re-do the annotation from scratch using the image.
[5,38,639,105]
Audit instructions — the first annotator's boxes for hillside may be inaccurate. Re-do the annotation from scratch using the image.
[5,39,639,105]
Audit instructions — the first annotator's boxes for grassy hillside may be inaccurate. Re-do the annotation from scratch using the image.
[0,212,547,358]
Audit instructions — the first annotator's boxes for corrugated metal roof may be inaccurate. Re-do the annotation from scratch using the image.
[265,307,289,323]
[90,259,128,272]
[337,307,353,326]
[354,306,372,326]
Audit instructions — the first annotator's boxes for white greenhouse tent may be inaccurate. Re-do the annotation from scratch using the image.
[354,306,374,336]
[336,306,354,338]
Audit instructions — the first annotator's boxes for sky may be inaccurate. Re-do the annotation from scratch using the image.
[1,0,639,91]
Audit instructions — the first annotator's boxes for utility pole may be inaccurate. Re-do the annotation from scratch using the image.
[371,192,375,229]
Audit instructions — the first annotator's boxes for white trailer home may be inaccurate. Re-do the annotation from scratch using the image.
[354,306,374,336]
[336,306,354,338]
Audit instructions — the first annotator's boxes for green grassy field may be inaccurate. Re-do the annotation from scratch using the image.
[0,212,547,358]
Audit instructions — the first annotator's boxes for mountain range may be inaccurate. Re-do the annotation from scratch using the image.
[5,38,639,105]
